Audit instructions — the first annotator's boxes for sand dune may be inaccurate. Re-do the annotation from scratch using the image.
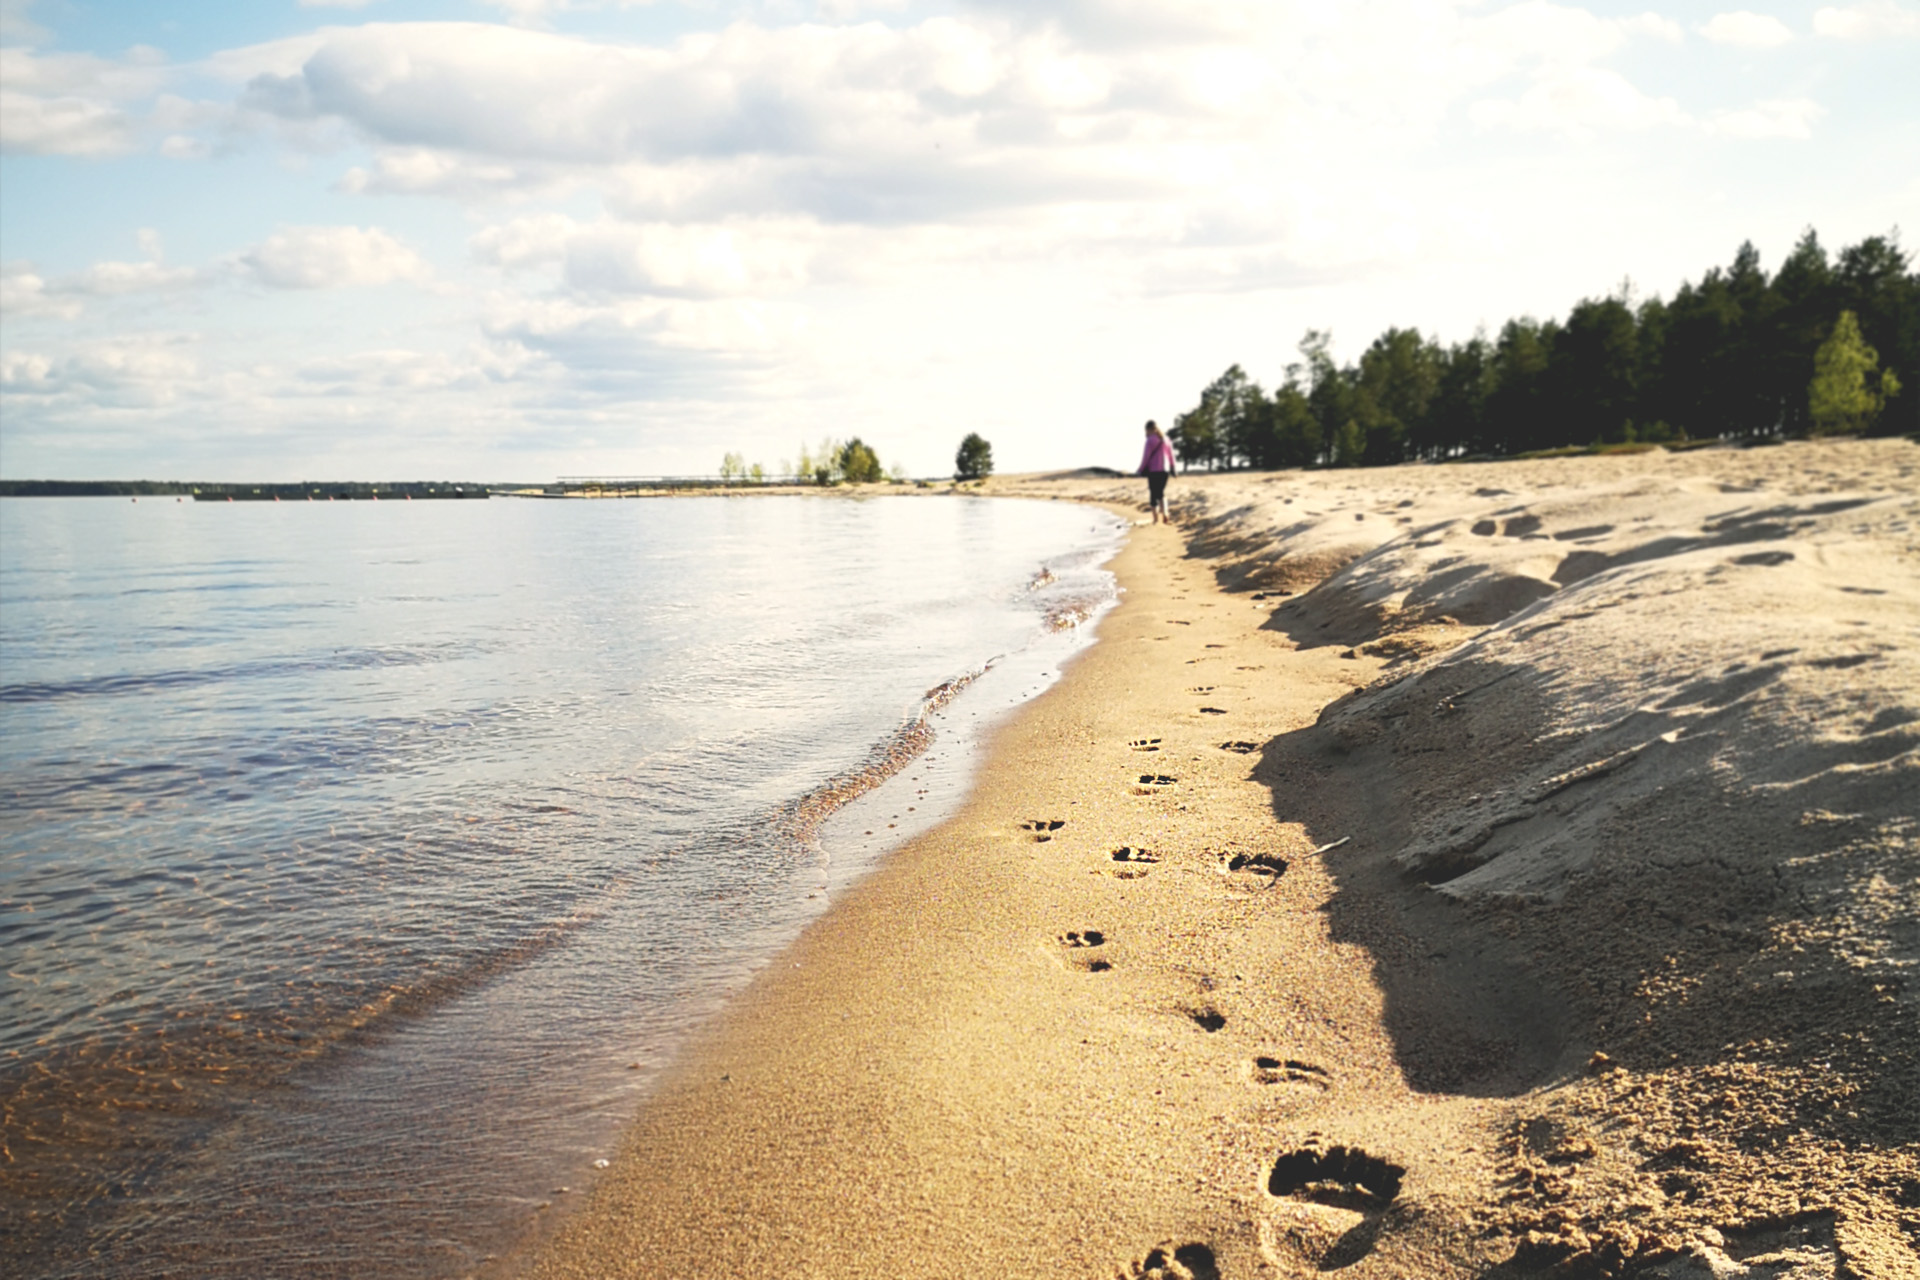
[525,439,1916,1280]
[995,439,1919,1276]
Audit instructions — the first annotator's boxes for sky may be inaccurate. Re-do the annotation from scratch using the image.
[1,0,1916,481]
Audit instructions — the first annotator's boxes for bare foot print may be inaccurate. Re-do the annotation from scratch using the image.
[1058,929,1112,972]
[1198,707,1228,715]
[1252,1057,1330,1088]
[1188,1007,1226,1033]
[1268,1139,1404,1207]
[1130,737,1163,752]
[1021,819,1066,842]
[1122,1242,1219,1280]
[1225,850,1288,878]
[1219,740,1259,754]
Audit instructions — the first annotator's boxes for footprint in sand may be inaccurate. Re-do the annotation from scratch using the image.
[1057,929,1113,972]
[1187,1007,1226,1033]
[1121,1242,1220,1280]
[1268,1139,1404,1207]
[1109,846,1159,879]
[1219,740,1259,754]
[1130,738,1163,752]
[1189,685,1216,694]
[1020,819,1066,842]
[1198,707,1228,716]
[1224,851,1288,878]
[1133,775,1177,794]
[1252,1057,1330,1089]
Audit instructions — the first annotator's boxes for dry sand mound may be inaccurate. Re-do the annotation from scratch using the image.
[998,439,1919,1277]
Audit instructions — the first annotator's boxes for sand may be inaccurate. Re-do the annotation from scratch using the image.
[519,438,1918,1280]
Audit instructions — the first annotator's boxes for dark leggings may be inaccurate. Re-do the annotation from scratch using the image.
[1147,470,1169,505]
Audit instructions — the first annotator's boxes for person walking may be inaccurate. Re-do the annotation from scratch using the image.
[1137,420,1176,525]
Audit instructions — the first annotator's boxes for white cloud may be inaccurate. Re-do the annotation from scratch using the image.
[469,214,580,271]
[0,0,48,44]
[0,88,133,154]
[1469,66,1686,137]
[472,213,830,298]
[0,44,174,154]
[1812,1,1920,37]
[1708,96,1825,137]
[1700,11,1795,46]
[1,263,78,318]
[563,221,819,297]
[238,226,432,289]
[1,255,200,316]
[817,0,910,18]
[337,148,532,198]
[0,338,200,406]
[66,259,201,296]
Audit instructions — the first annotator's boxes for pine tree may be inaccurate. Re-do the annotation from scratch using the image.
[1810,310,1902,434]
[1332,419,1365,467]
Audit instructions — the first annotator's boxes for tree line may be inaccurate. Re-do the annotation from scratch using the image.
[1169,229,1916,471]
[718,438,906,485]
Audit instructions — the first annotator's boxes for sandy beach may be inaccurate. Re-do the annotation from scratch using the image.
[520,438,1917,1280]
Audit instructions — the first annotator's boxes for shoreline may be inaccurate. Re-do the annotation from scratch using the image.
[515,505,1429,1277]
[517,440,1917,1279]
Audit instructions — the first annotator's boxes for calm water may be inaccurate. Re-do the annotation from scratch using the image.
[0,493,1122,1277]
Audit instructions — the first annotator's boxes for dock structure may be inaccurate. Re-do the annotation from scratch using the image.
[188,482,487,502]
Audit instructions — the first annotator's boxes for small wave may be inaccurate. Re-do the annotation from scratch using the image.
[0,643,472,704]
[774,667,988,847]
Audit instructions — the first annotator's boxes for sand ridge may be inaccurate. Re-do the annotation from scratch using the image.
[523,438,1917,1279]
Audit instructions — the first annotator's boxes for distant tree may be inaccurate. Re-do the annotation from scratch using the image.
[1763,228,1836,435]
[1172,365,1264,470]
[1422,333,1494,458]
[1268,379,1321,468]
[1299,330,1354,455]
[1332,418,1365,467]
[837,437,884,484]
[1162,224,1913,459]
[887,461,908,483]
[1810,310,1902,434]
[1549,295,1640,443]
[1834,233,1919,436]
[749,462,766,484]
[1171,401,1218,471]
[1206,365,1265,469]
[1352,327,1442,464]
[1485,318,1552,454]
[718,451,745,481]
[955,432,993,480]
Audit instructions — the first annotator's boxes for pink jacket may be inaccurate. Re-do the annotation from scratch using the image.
[1139,433,1175,474]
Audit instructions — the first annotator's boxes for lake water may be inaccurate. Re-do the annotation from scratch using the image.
[0,493,1124,1277]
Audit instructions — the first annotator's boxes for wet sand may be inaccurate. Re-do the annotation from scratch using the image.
[522,439,1918,1279]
